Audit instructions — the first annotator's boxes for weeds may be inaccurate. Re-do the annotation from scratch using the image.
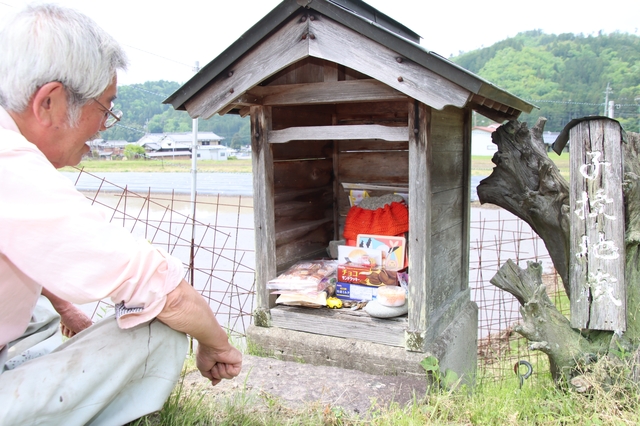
[129,350,640,426]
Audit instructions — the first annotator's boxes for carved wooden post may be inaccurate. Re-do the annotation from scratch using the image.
[569,119,626,331]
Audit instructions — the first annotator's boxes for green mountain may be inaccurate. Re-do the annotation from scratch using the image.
[103,31,639,144]
[453,30,640,132]
[101,81,251,147]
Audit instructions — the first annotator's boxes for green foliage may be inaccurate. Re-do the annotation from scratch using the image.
[100,80,251,145]
[454,31,640,132]
[420,355,460,391]
[123,144,146,159]
[101,32,640,150]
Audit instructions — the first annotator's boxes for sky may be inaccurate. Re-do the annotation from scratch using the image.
[1,0,639,86]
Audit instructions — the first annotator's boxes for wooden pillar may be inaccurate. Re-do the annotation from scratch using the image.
[406,100,432,351]
[569,118,625,331]
[460,108,472,293]
[251,105,276,327]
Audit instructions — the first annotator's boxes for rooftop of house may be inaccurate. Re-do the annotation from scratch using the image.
[137,132,224,145]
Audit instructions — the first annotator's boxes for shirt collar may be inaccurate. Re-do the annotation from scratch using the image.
[0,105,22,134]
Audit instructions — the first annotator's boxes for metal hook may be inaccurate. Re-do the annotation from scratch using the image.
[514,360,533,389]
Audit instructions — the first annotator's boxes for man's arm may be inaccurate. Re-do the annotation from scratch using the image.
[41,287,93,338]
[156,279,242,385]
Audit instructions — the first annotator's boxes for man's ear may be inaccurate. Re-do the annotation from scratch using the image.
[31,82,66,127]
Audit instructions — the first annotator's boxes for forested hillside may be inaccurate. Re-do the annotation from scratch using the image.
[102,31,639,143]
[453,30,640,132]
[101,81,251,146]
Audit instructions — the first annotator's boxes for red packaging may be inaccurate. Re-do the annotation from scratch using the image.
[337,265,397,286]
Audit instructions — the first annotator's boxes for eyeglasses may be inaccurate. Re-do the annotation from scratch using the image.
[93,99,122,129]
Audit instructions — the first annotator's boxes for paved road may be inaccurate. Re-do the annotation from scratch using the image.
[61,172,254,196]
[61,172,485,200]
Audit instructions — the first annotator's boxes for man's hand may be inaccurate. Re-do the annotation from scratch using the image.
[157,279,243,386]
[57,303,93,338]
[41,287,93,337]
[196,343,243,386]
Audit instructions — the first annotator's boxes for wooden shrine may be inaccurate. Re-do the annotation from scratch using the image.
[166,0,535,377]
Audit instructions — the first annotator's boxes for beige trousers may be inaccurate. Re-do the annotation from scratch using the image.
[0,304,188,426]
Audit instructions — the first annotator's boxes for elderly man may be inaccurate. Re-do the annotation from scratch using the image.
[0,4,242,425]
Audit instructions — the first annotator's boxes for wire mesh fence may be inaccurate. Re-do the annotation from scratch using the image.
[470,206,568,382]
[71,169,568,381]
[70,169,255,340]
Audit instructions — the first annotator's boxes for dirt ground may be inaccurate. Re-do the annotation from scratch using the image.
[183,354,428,416]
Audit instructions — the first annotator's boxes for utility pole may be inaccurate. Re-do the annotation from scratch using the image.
[636,96,640,133]
[604,83,613,117]
[608,100,615,119]
[190,60,200,215]
[189,60,200,355]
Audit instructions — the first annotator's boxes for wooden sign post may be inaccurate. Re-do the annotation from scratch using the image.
[570,119,626,331]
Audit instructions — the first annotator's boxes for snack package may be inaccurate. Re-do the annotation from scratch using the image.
[267,260,338,291]
[356,234,407,271]
[274,291,327,308]
[337,245,383,267]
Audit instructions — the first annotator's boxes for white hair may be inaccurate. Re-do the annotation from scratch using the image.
[0,3,128,126]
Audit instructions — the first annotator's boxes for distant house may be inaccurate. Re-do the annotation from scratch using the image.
[542,131,563,152]
[472,124,562,156]
[198,145,228,160]
[137,132,226,160]
[87,138,129,160]
[471,124,500,156]
[235,147,252,159]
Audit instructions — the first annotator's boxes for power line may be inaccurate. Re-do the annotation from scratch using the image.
[114,123,145,134]
[127,86,167,98]
[526,99,602,106]
[525,99,640,107]
[121,43,193,69]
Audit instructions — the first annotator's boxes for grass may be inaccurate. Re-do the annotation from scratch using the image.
[472,152,570,179]
[61,158,253,173]
[129,351,640,425]
[87,152,575,424]
[63,153,571,178]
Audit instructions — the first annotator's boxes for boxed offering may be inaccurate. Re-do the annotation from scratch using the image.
[338,245,382,268]
[336,243,398,286]
[335,282,378,302]
[356,234,406,271]
[337,265,397,286]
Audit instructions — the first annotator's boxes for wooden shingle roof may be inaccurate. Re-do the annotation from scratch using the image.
[165,0,535,122]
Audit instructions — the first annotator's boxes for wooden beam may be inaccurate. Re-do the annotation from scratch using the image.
[268,124,409,143]
[270,305,406,347]
[185,14,311,119]
[244,79,407,107]
[308,15,470,110]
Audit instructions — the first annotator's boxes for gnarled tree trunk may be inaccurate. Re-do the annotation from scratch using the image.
[477,118,640,384]
[477,119,571,296]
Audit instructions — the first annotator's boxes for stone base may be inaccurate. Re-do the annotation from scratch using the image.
[247,300,478,382]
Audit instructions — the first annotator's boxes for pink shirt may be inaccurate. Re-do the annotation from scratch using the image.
[0,106,184,349]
